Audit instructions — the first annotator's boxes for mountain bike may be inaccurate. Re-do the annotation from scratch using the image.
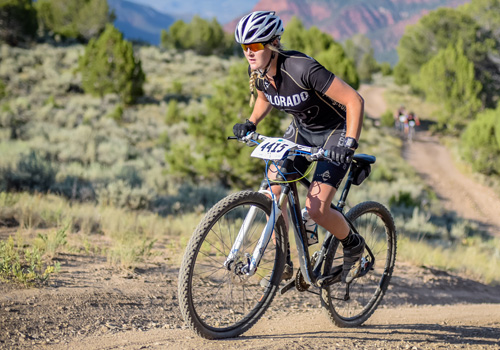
[178,132,397,339]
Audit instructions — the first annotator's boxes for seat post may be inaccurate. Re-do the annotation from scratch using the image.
[337,167,354,212]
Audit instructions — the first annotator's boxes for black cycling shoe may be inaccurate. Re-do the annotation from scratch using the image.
[342,233,365,283]
[260,262,293,288]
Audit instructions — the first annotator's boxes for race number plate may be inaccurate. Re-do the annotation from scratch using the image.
[251,138,296,160]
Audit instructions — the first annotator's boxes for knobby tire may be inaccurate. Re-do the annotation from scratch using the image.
[178,191,287,339]
[320,201,397,327]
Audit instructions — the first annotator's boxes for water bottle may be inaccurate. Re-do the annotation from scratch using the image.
[301,208,318,245]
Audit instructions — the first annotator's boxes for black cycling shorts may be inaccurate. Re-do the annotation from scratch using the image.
[278,119,349,189]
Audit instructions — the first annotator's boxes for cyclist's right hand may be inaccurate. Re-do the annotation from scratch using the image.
[233,119,256,138]
[327,145,354,164]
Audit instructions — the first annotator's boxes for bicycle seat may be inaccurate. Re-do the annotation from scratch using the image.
[353,154,376,165]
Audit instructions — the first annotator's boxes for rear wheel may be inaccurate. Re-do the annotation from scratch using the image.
[178,191,287,339]
[321,201,397,327]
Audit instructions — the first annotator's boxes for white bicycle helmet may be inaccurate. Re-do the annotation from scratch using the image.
[235,11,284,44]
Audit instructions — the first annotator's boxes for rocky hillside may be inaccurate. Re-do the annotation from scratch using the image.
[227,0,471,63]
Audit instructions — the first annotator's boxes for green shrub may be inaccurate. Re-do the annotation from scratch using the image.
[460,108,500,175]
[107,103,124,122]
[0,79,6,99]
[152,183,228,216]
[165,99,182,125]
[379,62,392,76]
[35,0,112,41]
[34,226,68,260]
[1,151,57,193]
[50,176,96,202]
[389,190,420,208]
[160,16,233,56]
[393,63,410,86]
[0,236,60,286]
[116,165,143,188]
[380,109,395,127]
[97,180,153,210]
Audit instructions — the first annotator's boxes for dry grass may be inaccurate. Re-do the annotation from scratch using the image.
[398,235,500,285]
[0,192,201,270]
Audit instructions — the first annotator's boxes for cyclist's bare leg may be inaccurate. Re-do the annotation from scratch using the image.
[265,163,295,231]
[306,181,365,282]
[305,181,349,239]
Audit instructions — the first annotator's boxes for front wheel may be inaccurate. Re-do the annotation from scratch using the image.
[321,201,397,327]
[178,191,287,339]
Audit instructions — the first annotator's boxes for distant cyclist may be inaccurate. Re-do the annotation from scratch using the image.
[406,111,420,141]
[394,105,406,132]
[407,111,420,126]
[232,11,365,283]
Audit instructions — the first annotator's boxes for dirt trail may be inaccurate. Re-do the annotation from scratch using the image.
[1,258,499,350]
[404,134,500,236]
[1,84,500,350]
[359,84,500,237]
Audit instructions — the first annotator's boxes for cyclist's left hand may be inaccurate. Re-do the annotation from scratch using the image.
[328,146,354,163]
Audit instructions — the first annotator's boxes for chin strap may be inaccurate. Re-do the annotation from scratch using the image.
[258,52,276,78]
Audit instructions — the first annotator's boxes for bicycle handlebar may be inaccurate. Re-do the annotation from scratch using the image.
[229,132,335,163]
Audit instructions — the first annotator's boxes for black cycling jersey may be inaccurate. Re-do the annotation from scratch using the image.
[252,50,346,132]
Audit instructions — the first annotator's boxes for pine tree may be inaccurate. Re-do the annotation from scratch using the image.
[78,24,145,104]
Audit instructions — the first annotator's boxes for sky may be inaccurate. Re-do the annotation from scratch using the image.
[125,0,260,24]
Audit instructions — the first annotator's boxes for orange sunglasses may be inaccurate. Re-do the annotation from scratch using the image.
[241,42,266,52]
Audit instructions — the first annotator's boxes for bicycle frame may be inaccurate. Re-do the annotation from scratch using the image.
[224,156,359,288]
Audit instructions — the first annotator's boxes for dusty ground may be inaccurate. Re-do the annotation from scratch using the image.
[1,84,500,350]
[1,256,499,350]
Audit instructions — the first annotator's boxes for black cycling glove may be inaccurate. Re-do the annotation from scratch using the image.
[233,119,256,138]
[328,146,354,164]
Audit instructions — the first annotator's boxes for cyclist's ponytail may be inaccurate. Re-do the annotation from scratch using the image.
[249,70,259,107]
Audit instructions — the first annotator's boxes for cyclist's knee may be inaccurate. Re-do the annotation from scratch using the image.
[306,204,327,224]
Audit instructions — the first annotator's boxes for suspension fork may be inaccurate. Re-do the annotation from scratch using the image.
[224,180,287,275]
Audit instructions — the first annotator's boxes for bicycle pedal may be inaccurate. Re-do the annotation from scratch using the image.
[279,279,295,295]
[317,266,342,287]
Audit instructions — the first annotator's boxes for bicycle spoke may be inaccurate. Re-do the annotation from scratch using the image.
[321,201,396,327]
[179,192,286,337]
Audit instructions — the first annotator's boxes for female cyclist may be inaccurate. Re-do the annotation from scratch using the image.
[232,11,366,284]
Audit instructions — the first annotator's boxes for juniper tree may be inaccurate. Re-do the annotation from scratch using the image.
[78,24,145,104]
